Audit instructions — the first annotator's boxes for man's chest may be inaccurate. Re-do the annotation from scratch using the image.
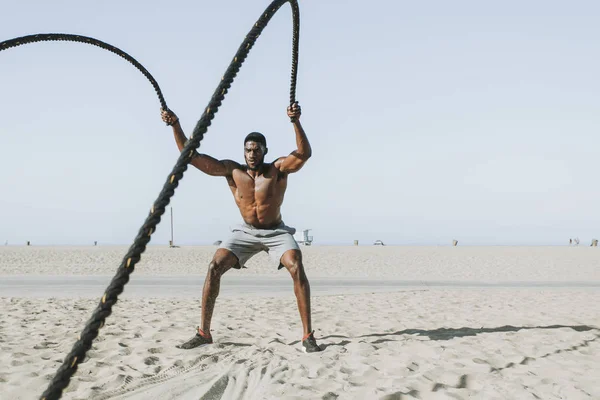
[232,170,284,200]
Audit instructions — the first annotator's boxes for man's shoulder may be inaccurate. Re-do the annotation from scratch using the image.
[271,157,287,172]
[269,159,288,179]
[226,161,245,171]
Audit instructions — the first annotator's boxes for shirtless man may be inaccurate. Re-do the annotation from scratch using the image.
[161,102,321,353]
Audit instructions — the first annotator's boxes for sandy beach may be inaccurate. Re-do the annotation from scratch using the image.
[2,245,599,281]
[1,246,599,399]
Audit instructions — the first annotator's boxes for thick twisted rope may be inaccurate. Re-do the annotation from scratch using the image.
[0,33,168,111]
[0,1,299,399]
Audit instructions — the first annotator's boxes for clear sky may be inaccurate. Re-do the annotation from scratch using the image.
[1,0,599,246]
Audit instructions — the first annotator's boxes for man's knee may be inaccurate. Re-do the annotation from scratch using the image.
[207,260,226,279]
[207,250,237,278]
[282,251,306,280]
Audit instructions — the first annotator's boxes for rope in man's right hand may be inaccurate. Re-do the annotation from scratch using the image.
[161,109,179,126]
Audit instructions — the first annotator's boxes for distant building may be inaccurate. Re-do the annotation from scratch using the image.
[373,240,385,246]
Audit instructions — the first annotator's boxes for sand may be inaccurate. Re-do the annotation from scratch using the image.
[1,246,599,399]
[1,245,599,281]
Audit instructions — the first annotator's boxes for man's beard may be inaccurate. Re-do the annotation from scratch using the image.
[247,160,263,171]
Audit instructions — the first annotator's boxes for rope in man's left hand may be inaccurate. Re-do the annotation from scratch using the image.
[288,101,301,122]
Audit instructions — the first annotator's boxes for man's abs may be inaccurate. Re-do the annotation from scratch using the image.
[235,198,283,229]
[229,166,287,228]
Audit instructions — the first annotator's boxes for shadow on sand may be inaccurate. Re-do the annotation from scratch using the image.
[311,324,600,399]
[314,324,598,346]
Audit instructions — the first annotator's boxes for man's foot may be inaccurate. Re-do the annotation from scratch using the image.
[176,327,213,349]
[301,331,322,353]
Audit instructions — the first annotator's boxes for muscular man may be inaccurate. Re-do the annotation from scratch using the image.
[161,103,321,353]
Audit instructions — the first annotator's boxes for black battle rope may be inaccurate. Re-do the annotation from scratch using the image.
[0,33,168,111]
[5,1,298,399]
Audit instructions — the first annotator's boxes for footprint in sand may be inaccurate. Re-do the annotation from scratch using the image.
[407,361,420,372]
[95,361,110,368]
[144,356,160,365]
[33,341,58,350]
[119,347,132,356]
[148,347,163,354]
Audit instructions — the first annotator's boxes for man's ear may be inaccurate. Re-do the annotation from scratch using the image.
[264,147,269,155]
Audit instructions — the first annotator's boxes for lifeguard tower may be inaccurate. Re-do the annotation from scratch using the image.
[294,229,313,246]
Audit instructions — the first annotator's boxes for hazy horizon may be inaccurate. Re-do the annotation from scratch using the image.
[1,236,596,247]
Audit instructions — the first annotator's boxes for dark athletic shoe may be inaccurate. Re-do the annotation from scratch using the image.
[177,327,213,349]
[301,331,322,353]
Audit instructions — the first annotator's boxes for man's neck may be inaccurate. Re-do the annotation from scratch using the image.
[245,163,265,178]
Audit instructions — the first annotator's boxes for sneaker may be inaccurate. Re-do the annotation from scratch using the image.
[301,331,322,353]
[177,327,213,349]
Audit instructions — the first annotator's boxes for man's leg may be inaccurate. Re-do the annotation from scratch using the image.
[201,248,239,333]
[280,249,321,352]
[280,250,312,336]
[177,248,238,349]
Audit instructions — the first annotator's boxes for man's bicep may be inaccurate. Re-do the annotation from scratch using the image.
[274,152,309,174]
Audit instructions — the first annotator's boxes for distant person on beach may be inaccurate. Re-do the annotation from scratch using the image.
[161,103,321,353]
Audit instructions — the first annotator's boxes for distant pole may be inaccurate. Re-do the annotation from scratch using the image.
[170,207,174,247]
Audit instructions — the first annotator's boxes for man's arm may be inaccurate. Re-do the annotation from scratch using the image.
[274,102,312,174]
[161,109,239,176]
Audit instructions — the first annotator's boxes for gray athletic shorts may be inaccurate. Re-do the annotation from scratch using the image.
[219,221,300,269]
